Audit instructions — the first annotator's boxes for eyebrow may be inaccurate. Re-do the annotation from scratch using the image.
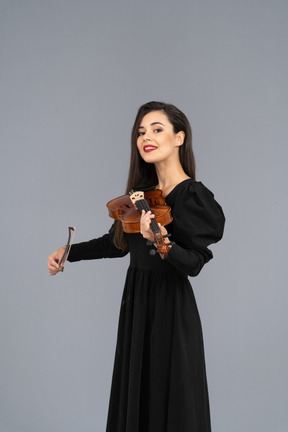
[138,122,165,129]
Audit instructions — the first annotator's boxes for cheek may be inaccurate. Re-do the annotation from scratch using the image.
[136,138,142,151]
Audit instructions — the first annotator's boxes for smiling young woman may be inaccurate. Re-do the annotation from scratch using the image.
[47,101,225,432]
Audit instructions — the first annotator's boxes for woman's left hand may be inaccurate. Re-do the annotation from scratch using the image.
[140,210,168,242]
[140,210,155,241]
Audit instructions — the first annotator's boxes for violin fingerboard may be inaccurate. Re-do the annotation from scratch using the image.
[129,191,160,235]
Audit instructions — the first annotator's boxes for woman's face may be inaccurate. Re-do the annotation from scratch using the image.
[136,111,184,165]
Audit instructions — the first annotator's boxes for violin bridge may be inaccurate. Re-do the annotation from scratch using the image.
[129,191,145,205]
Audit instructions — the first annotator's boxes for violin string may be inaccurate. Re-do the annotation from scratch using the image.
[134,199,151,227]
[133,196,161,235]
[139,199,160,234]
[133,197,169,255]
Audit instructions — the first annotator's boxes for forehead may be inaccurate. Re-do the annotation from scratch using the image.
[139,110,170,126]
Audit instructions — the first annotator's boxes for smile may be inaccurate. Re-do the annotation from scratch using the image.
[143,145,157,153]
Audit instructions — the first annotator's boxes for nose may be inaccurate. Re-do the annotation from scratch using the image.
[143,131,151,141]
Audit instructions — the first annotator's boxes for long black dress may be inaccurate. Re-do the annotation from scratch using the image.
[68,179,225,432]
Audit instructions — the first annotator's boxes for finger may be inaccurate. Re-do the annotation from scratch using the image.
[140,210,149,219]
[48,264,62,276]
[145,210,155,218]
[48,256,61,272]
[158,223,167,234]
[140,213,151,225]
[141,212,154,224]
[49,259,60,270]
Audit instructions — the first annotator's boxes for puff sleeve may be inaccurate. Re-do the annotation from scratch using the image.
[67,223,128,262]
[167,181,225,277]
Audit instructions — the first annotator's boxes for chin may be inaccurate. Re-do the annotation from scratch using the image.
[140,153,157,163]
[142,157,159,165]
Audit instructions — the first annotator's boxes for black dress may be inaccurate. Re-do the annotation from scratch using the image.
[68,179,225,432]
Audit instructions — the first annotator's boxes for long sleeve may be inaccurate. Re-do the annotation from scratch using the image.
[68,223,128,262]
[166,181,225,277]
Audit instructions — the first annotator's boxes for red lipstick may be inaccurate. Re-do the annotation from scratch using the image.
[143,145,157,153]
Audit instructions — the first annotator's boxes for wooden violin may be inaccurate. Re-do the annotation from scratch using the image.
[106,189,173,258]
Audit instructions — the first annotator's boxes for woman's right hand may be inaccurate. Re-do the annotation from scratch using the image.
[47,246,66,276]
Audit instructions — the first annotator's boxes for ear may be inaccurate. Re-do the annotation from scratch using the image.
[176,131,185,147]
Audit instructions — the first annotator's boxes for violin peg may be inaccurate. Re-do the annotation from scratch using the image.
[163,234,171,239]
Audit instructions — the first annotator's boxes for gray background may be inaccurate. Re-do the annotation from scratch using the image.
[0,0,287,431]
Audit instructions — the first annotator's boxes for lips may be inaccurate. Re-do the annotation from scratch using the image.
[143,145,157,153]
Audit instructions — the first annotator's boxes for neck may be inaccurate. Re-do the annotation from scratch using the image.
[154,159,190,195]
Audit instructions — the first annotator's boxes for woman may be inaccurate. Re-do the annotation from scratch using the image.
[48,101,225,432]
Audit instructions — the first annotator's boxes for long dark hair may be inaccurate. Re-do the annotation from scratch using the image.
[113,101,196,250]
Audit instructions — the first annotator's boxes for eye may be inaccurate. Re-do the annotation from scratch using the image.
[138,131,145,137]
[153,128,162,133]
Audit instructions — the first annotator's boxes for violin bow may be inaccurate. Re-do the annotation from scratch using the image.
[59,226,76,271]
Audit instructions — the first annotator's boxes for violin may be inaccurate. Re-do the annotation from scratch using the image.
[106,189,174,258]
